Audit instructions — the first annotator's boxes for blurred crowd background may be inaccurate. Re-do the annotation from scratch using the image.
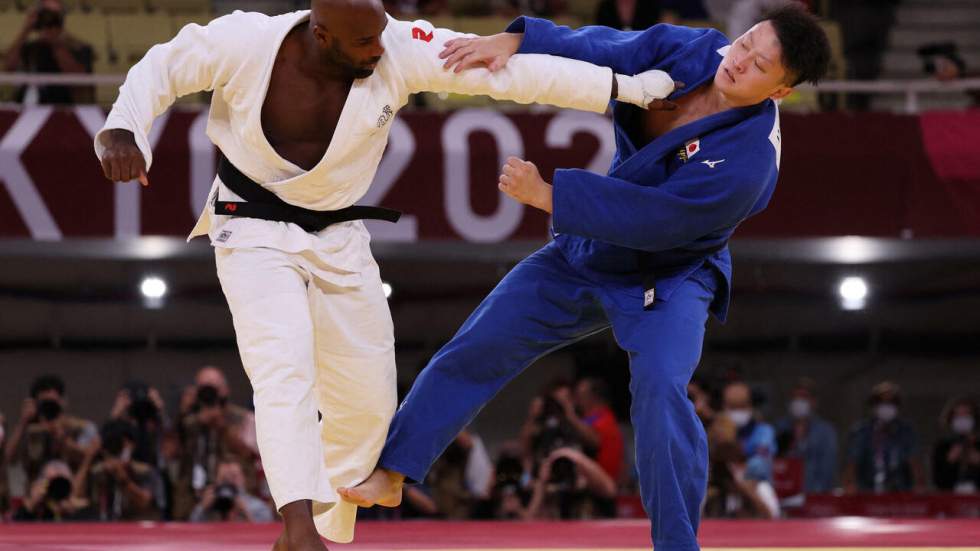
[1,365,977,522]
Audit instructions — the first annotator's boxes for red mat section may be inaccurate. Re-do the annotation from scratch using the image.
[0,519,978,550]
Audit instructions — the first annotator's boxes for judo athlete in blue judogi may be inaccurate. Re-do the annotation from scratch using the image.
[342,5,829,549]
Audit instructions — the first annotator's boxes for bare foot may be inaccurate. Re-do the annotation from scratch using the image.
[338,468,404,507]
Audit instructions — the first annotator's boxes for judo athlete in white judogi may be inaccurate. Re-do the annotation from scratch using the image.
[94,0,677,548]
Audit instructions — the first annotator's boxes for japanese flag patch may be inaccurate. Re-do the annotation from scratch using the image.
[684,139,700,159]
[678,139,701,162]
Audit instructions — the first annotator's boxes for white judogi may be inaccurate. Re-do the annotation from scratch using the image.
[94,10,618,542]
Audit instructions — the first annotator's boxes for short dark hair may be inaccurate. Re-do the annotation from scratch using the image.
[763,3,831,86]
[30,374,66,399]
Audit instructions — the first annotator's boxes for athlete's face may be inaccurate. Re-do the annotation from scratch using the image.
[313,5,386,79]
[714,21,794,106]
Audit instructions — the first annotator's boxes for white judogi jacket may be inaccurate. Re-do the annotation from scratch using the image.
[94,10,615,287]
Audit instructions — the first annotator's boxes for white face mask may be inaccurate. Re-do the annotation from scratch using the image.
[952,415,975,435]
[790,399,811,419]
[875,403,898,423]
[727,408,753,428]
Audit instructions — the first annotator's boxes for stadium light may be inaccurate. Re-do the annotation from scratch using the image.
[141,276,167,299]
[838,276,868,311]
[140,276,167,309]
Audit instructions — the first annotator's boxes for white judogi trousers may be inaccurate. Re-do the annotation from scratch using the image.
[215,245,397,542]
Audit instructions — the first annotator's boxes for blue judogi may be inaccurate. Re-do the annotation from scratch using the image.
[380,19,781,550]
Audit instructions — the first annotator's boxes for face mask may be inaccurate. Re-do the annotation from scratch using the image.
[790,399,811,419]
[727,408,753,428]
[952,415,975,435]
[875,403,898,423]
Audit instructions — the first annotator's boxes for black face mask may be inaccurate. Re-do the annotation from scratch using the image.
[46,476,72,501]
[34,8,64,30]
[38,399,63,421]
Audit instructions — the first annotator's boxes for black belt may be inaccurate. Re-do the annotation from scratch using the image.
[214,154,401,233]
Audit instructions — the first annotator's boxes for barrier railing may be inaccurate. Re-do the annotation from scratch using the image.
[813,77,980,113]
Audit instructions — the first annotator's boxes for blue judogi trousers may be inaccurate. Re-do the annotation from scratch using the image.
[379,241,714,551]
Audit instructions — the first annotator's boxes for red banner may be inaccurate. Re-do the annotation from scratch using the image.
[1,107,978,241]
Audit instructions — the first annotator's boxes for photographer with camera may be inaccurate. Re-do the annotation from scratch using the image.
[4,375,98,483]
[109,380,169,467]
[517,380,618,519]
[190,458,272,522]
[520,379,581,462]
[75,419,162,521]
[520,377,624,483]
[174,366,259,519]
[524,446,617,520]
[1,0,94,104]
[13,439,97,522]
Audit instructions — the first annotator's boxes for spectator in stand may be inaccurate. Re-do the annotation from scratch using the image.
[932,398,980,494]
[425,429,494,519]
[918,42,980,107]
[189,458,273,522]
[703,439,780,518]
[774,378,838,493]
[844,381,923,493]
[2,0,94,104]
[595,0,662,30]
[723,381,777,484]
[80,420,162,521]
[688,377,736,447]
[174,366,259,520]
[4,375,99,483]
[568,377,624,482]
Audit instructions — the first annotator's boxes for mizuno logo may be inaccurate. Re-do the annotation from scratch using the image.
[701,159,725,169]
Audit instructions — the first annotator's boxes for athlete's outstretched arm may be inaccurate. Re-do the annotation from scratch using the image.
[394,18,676,113]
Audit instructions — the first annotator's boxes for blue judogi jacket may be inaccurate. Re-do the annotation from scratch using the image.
[506,17,782,321]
